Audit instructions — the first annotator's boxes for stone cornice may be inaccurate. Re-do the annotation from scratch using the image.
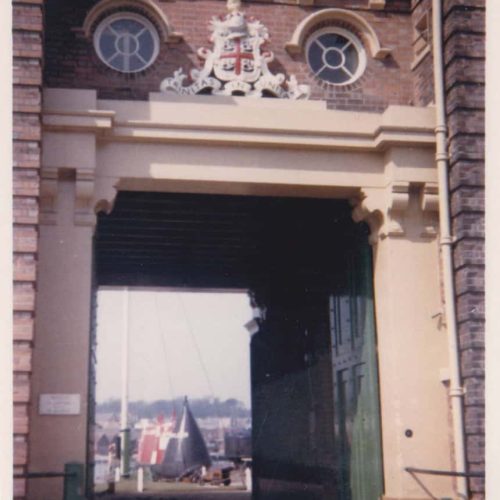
[42,110,115,132]
[41,89,438,237]
[42,91,436,152]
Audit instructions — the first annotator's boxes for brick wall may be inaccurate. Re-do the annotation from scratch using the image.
[44,0,414,112]
[411,0,434,105]
[443,0,485,497]
[12,0,43,497]
[16,0,486,498]
[410,1,486,494]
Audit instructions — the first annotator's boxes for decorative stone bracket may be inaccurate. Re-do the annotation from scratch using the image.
[368,0,385,10]
[351,194,384,245]
[74,170,96,227]
[351,181,440,244]
[40,167,118,229]
[40,167,59,226]
[421,183,440,238]
[41,89,438,238]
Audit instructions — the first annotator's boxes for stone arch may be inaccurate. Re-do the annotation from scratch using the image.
[285,8,391,60]
[81,0,180,43]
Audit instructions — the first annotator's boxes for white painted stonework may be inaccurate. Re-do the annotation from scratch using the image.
[160,0,310,99]
[39,393,81,415]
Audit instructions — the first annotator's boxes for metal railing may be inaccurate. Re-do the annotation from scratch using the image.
[405,466,485,479]
[15,463,85,500]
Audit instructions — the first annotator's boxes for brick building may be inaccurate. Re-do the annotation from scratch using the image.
[9,0,485,498]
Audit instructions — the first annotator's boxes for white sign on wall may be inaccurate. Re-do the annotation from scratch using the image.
[39,394,81,415]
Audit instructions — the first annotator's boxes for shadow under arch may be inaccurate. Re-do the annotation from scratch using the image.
[93,191,384,499]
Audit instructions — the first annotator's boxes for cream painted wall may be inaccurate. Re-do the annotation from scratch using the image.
[29,88,458,499]
[29,180,94,500]
[374,199,454,498]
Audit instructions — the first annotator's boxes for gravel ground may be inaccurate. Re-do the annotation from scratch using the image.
[95,471,251,500]
[97,493,251,500]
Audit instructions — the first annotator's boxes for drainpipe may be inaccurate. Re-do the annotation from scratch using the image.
[431,0,468,497]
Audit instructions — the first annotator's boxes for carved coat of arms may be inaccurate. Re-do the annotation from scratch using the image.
[160,0,310,99]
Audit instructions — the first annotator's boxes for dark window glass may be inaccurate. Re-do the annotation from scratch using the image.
[318,33,344,50]
[111,54,125,70]
[129,54,143,72]
[99,32,116,59]
[95,15,158,73]
[111,19,143,35]
[307,31,364,85]
[324,49,343,68]
[308,42,324,73]
[138,31,154,60]
[318,67,347,84]
[344,45,359,75]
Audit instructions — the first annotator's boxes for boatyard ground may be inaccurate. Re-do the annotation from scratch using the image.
[96,473,250,499]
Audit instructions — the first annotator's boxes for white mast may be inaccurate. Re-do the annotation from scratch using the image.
[120,287,130,477]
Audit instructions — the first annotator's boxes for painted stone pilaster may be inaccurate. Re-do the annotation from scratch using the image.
[29,91,117,500]
[29,177,95,500]
[30,176,117,499]
[352,184,458,499]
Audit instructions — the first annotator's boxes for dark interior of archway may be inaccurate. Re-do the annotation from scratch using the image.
[94,191,373,499]
[95,191,364,291]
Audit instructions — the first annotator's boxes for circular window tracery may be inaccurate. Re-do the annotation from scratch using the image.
[93,13,160,73]
[306,27,366,85]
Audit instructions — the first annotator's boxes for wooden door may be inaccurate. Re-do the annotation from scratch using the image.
[329,242,383,499]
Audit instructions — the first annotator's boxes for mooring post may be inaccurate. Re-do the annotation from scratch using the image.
[245,466,252,491]
[114,466,120,483]
[137,466,144,492]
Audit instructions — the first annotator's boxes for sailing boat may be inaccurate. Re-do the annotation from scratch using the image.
[151,397,212,481]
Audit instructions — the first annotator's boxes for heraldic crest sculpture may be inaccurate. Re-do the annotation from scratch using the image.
[160,0,310,99]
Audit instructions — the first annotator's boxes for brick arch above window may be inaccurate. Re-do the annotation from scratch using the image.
[285,8,391,60]
[82,0,182,43]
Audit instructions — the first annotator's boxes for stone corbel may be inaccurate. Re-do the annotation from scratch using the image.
[76,173,120,230]
[74,170,96,227]
[350,190,385,245]
[93,177,119,219]
[40,167,107,228]
[420,182,439,238]
[40,167,59,225]
[386,181,410,237]
[351,182,431,243]
[368,0,385,9]
[422,182,439,212]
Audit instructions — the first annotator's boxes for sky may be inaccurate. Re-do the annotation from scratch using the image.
[95,288,253,407]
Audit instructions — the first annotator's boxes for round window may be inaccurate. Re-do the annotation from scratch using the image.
[306,28,366,85]
[93,13,160,73]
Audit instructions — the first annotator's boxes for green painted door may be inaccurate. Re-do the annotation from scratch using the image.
[329,240,384,500]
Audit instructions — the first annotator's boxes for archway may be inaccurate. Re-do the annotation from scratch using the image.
[90,191,383,499]
[30,88,455,500]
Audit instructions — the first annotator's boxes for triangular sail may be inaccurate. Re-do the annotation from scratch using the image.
[151,398,211,479]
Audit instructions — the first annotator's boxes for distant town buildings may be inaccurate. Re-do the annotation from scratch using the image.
[94,407,252,478]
